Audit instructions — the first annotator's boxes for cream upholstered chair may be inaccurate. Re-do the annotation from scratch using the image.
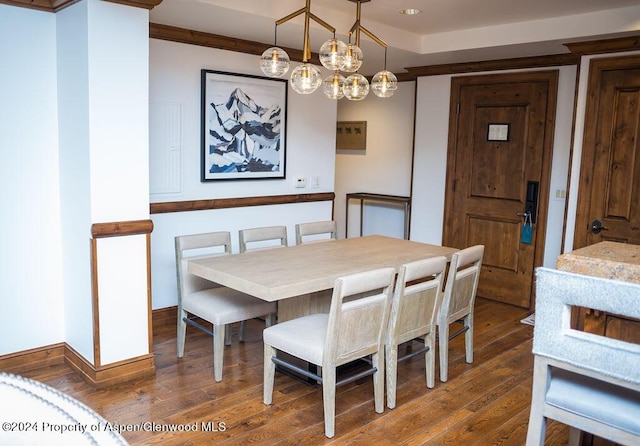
[263,267,396,438]
[526,268,640,446]
[295,220,337,245]
[175,231,276,382]
[437,244,484,382]
[239,225,288,252]
[385,256,447,409]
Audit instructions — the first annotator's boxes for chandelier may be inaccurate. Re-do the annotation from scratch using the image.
[259,0,398,100]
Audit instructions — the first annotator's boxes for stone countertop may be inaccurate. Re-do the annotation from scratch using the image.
[556,241,640,284]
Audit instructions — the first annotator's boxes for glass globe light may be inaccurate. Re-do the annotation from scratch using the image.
[342,43,363,73]
[260,47,290,77]
[322,72,345,100]
[290,63,322,94]
[343,73,369,101]
[319,38,347,71]
[371,69,398,98]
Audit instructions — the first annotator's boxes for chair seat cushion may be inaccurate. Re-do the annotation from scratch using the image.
[263,314,328,365]
[546,368,640,435]
[183,287,276,326]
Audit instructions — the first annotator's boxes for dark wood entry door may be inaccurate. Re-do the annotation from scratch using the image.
[443,71,558,308]
[575,55,640,248]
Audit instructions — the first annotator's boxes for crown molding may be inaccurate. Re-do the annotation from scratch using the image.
[0,0,162,12]
[0,0,76,12]
[149,22,319,65]
[564,34,640,55]
[103,0,162,10]
[404,53,580,78]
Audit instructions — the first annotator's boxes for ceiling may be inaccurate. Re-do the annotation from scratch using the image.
[149,0,640,75]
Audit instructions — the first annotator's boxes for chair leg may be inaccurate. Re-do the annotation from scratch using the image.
[322,366,336,438]
[464,313,474,363]
[385,344,398,409]
[266,312,276,327]
[525,358,549,446]
[213,324,225,382]
[225,324,232,346]
[239,320,247,342]
[568,427,583,446]
[425,333,435,388]
[177,307,187,358]
[263,344,276,405]
[372,351,385,414]
[439,323,450,382]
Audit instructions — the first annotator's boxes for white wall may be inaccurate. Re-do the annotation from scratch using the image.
[411,66,577,267]
[56,0,94,362]
[335,82,416,240]
[0,6,65,355]
[149,40,337,309]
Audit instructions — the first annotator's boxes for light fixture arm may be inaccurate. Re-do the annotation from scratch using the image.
[348,0,387,49]
[274,0,337,62]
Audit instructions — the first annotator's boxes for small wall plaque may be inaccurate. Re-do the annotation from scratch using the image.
[336,121,367,150]
[487,123,510,142]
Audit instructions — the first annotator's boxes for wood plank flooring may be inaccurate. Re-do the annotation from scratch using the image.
[16,298,572,445]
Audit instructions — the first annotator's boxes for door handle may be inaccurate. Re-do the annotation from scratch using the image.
[524,181,539,223]
[591,220,609,234]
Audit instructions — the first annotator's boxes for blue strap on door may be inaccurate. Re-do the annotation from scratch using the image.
[521,212,533,244]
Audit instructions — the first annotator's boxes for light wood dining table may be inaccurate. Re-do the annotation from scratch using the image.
[188,235,458,322]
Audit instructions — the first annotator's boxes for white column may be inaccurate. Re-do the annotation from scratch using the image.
[57,0,152,377]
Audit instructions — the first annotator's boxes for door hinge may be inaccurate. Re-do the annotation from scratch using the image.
[456,102,460,114]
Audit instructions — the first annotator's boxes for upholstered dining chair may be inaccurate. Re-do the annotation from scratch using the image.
[175,231,277,382]
[295,220,337,245]
[437,244,484,382]
[385,255,447,409]
[526,268,640,446]
[239,225,288,252]
[263,267,396,438]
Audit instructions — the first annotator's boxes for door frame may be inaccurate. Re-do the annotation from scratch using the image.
[442,70,559,306]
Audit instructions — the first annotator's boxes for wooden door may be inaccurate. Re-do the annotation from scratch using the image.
[573,55,640,446]
[443,71,558,308]
[575,55,640,248]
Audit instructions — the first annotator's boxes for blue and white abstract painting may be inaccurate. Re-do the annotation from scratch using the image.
[201,70,287,181]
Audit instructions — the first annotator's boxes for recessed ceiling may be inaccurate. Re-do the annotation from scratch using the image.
[150,0,640,75]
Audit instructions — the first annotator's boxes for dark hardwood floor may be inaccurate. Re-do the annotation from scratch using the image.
[17,298,572,445]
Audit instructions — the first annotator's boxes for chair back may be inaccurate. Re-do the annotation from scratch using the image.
[325,267,395,367]
[534,267,640,384]
[175,231,232,297]
[239,226,288,252]
[440,245,484,324]
[295,221,337,245]
[388,256,447,346]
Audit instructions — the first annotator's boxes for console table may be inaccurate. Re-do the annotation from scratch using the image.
[345,193,411,239]
[556,241,640,332]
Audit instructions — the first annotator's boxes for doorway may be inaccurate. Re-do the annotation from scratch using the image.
[574,55,640,249]
[443,71,559,308]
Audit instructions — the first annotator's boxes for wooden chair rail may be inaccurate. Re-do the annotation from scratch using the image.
[150,192,335,214]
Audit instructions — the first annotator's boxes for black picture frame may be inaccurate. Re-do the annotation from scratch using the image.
[487,123,510,142]
[201,69,288,181]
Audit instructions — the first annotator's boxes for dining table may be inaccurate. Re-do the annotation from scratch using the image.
[188,234,458,322]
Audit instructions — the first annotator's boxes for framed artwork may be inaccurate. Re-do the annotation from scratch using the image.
[487,123,510,142]
[336,121,367,150]
[201,70,288,181]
